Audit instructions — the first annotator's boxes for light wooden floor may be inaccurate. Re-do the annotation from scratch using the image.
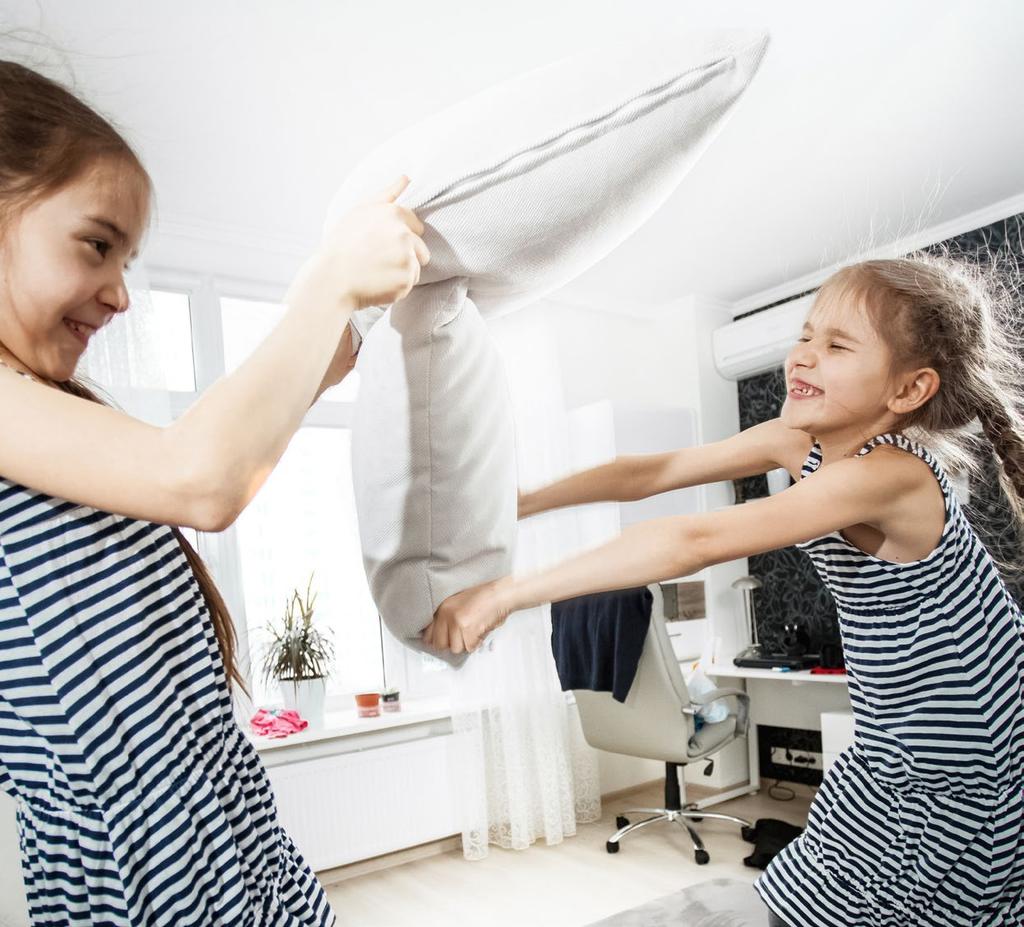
[321,781,813,927]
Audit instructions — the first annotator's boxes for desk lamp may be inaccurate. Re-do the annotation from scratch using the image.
[732,575,763,663]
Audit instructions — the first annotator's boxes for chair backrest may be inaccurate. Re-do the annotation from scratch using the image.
[573,584,696,764]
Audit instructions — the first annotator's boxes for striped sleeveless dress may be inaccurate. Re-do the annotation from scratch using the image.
[0,468,336,924]
[756,432,1024,926]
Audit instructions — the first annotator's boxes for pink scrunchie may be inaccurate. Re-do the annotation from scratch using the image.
[250,708,309,739]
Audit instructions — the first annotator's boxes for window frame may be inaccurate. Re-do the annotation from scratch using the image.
[124,268,435,710]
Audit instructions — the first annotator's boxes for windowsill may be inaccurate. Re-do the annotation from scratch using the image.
[245,695,453,752]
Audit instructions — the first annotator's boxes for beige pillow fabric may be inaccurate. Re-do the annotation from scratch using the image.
[351,280,516,663]
[338,29,769,662]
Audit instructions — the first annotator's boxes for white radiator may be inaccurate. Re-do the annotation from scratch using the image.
[266,733,460,871]
[820,710,856,772]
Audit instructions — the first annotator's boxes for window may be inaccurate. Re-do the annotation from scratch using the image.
[89,277,437,708]
[80,287,195,418]
[220,295,382,705]
[220,297,360,403]
[144,290,196,392]
[231,426,383,704]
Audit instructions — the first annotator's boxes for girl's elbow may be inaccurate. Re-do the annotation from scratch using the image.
[175,453,241,533]
[673,520,713,577]
[191,495,238,533]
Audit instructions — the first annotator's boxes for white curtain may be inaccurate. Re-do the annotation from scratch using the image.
[450,305,603,860]
[76,267,174,422]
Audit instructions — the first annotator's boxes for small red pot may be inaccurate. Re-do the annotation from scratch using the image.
[354,692,381,718]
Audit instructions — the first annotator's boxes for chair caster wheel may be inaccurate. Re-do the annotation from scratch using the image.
[615,816,630,829]
[606,841,620,854]
[695,849,710,865]
[689,816,704,823]
[741,826,757,842]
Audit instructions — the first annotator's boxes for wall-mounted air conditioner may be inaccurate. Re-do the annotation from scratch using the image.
[712,292,815,381]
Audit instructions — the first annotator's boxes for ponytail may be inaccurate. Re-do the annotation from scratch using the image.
[976,394,1024,524]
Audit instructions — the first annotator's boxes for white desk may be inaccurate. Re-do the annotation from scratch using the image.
[707,662,852,791]
[706,663,849,685]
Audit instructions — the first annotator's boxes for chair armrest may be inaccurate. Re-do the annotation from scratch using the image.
[685,687,750,738]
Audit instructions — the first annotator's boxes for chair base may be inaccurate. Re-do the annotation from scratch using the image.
[604,762,752,865]
[605,805,751,864]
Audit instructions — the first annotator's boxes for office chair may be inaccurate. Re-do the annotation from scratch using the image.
[573,584,752,865]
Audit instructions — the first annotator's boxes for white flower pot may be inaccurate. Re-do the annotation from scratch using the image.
[279,677,326,729]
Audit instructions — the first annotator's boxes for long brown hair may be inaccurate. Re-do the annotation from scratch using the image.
[1,60,247,692]
[819,255,1024,567]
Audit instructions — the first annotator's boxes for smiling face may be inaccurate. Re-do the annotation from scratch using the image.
[780,284,900,440]
[0,157,148,382]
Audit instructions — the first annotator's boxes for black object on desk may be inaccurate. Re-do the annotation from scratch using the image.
[733,647,819,670]
[734,617,818,669]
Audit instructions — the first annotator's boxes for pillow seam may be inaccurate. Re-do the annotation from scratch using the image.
[409,54,738,214]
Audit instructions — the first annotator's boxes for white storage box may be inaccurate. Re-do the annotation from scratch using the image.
[820,710,856,772]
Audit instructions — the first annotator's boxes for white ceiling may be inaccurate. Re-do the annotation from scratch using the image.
[3,1,1023,310]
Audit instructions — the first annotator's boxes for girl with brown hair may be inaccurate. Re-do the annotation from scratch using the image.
[0,60,427,925]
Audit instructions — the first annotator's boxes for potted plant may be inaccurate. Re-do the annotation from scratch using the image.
[261,574,334,729]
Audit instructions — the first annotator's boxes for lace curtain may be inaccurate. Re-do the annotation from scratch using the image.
[76,268,174,421]
[450,305,603,860]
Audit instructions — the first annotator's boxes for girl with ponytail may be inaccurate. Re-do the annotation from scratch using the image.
[435,253,1024,926]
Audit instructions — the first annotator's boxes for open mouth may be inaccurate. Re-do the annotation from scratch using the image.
[63,318,95,347]
[789,378,823,399]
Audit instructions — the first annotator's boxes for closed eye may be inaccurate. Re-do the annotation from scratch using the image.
[829,343,849,351]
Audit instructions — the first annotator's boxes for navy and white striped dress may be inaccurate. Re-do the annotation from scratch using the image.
[0,468,336,924]
[757,432,1024,926]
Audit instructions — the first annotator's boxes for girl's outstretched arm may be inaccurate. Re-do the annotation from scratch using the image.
[426,448,917,654]
[519,417,807,518]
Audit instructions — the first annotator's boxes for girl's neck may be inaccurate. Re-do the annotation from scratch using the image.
[0,346,50,386]
[814,419,901,466]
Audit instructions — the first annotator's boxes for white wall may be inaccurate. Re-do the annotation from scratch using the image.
[532,298,750,793]
[547,303,701,411]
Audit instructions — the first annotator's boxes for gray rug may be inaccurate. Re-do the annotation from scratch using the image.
[585,879,768,927]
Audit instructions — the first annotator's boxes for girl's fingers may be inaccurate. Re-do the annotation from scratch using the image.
[450,627,466,656]
[396,206,425,239]
[461,622,481,653]
[371,175,410,205]
[422,622,434,647]
[433,613,450,652]
[410,231,431,266]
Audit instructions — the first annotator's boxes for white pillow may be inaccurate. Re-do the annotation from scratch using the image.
[329,28,769,319]
[351,280,516,664]
[338,29,769,663]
